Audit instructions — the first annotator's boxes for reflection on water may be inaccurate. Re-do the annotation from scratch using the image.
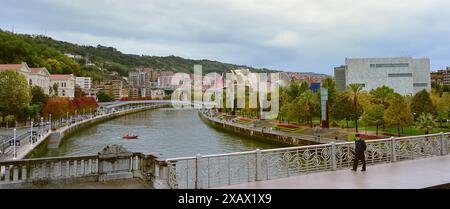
[43,109,284,158]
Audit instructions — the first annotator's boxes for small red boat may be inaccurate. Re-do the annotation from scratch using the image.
[123,132,138,140]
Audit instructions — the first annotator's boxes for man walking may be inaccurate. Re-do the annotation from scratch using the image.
[352,134,367,172]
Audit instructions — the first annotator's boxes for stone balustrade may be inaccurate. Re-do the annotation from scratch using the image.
[0,145,166,189]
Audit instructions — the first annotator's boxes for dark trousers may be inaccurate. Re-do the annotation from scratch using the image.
[353,152,366,171]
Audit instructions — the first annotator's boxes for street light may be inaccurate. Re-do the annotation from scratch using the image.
[30,121,33,145]
[67,112,69,127]
[13,128,16,159]
[49,114,52,130]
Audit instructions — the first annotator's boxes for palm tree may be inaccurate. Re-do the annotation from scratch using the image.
[348,83,364,133]
[415,113,435,135]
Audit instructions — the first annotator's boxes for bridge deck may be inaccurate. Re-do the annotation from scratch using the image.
[216,155,450,189]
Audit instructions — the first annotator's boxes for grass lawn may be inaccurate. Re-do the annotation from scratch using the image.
[338,120,450,139]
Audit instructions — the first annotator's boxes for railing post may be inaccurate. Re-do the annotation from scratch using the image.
[440,132,448,156]
[331,142,337,171]
[391,137,396,162]
[256,149,262,181]
[195,154,202,189]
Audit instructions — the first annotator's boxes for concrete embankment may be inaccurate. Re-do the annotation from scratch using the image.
[198,111,321,146]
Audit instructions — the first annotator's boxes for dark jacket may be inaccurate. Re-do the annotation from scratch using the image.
[355,139,367,154]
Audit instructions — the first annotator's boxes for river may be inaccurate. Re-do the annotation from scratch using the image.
[42,108,285,159]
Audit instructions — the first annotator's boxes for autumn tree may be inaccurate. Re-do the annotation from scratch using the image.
[384,95,414,136]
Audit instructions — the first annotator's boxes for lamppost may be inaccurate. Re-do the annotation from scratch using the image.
[49,114,52,130]
[67,112,69,127]
[41,117,44,138]
[13,128,16,159]
[30,121,33,145]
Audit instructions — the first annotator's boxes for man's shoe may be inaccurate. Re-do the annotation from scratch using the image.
[351,169,357,172]
[361,169,366,172]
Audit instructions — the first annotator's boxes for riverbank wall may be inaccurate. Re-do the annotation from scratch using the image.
[198,111,321,146]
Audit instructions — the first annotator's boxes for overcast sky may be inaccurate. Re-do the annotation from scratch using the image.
[1,0,450,74]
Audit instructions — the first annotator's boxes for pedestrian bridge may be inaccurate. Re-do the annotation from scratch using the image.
[165,133,450,189]
[1,129,449,188]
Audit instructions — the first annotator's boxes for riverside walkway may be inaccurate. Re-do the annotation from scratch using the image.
[0,101,172,162]
[200,110,340,145]
[216,154,450,189]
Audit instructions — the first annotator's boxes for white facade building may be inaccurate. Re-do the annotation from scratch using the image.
[335,57,431,95]
[50,74,75,98]
[0,63,50,95]
[30,68,51,94]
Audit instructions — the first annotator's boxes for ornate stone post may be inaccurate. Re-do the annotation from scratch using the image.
[391,137,397,162]
[331,142,337,171]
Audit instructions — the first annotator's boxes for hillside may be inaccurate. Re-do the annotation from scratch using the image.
[0,29,277,81]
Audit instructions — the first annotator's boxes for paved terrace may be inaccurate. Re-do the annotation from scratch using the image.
[217,155,450,189]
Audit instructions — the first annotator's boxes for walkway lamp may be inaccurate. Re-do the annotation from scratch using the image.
[49,114,52,130]
[30,121,33,145]
[41,117,44,138]
[67,112,69,127]
[13,128,16,159]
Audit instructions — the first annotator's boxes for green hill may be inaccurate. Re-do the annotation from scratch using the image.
[0,29,277,81]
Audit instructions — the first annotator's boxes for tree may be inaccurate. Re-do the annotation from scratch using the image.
[370,86,395,130]
[97,91,115,102]
[21,104,40,123]
[361,104,384,135]
[52,83,59,96]
[415,113,435,135]
[42,97,72,120]
[287,91,319,127]
[75,85,86,98]
[384,95,414,136]
[0,71,31,116]
[31,86,49,105]
[347,83,364,132]
[410,89,435,119]
[331,93,363,128]
[4,115,15,128]
[370,86,395,108]
[435,93,450,127]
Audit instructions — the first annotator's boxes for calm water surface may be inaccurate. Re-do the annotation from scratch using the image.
[43,109,284,158]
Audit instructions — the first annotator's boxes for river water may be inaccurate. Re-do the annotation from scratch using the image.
[42,108,285,159]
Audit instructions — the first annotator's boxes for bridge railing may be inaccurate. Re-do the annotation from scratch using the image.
[165,132,450,189]
[0,145,151,188]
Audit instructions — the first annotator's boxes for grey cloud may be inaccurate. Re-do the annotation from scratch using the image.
[1,0,450,73]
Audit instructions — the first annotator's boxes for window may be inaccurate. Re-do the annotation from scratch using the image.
[62,90,66,96]
[413,83,428,87]
[370,63,409,68]
[388,73,413,77]
[29,79,32,85]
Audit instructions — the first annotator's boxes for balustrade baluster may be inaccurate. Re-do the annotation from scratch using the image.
[13,166,19,182]
[4,166,10,182]
[21,164,27,181]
